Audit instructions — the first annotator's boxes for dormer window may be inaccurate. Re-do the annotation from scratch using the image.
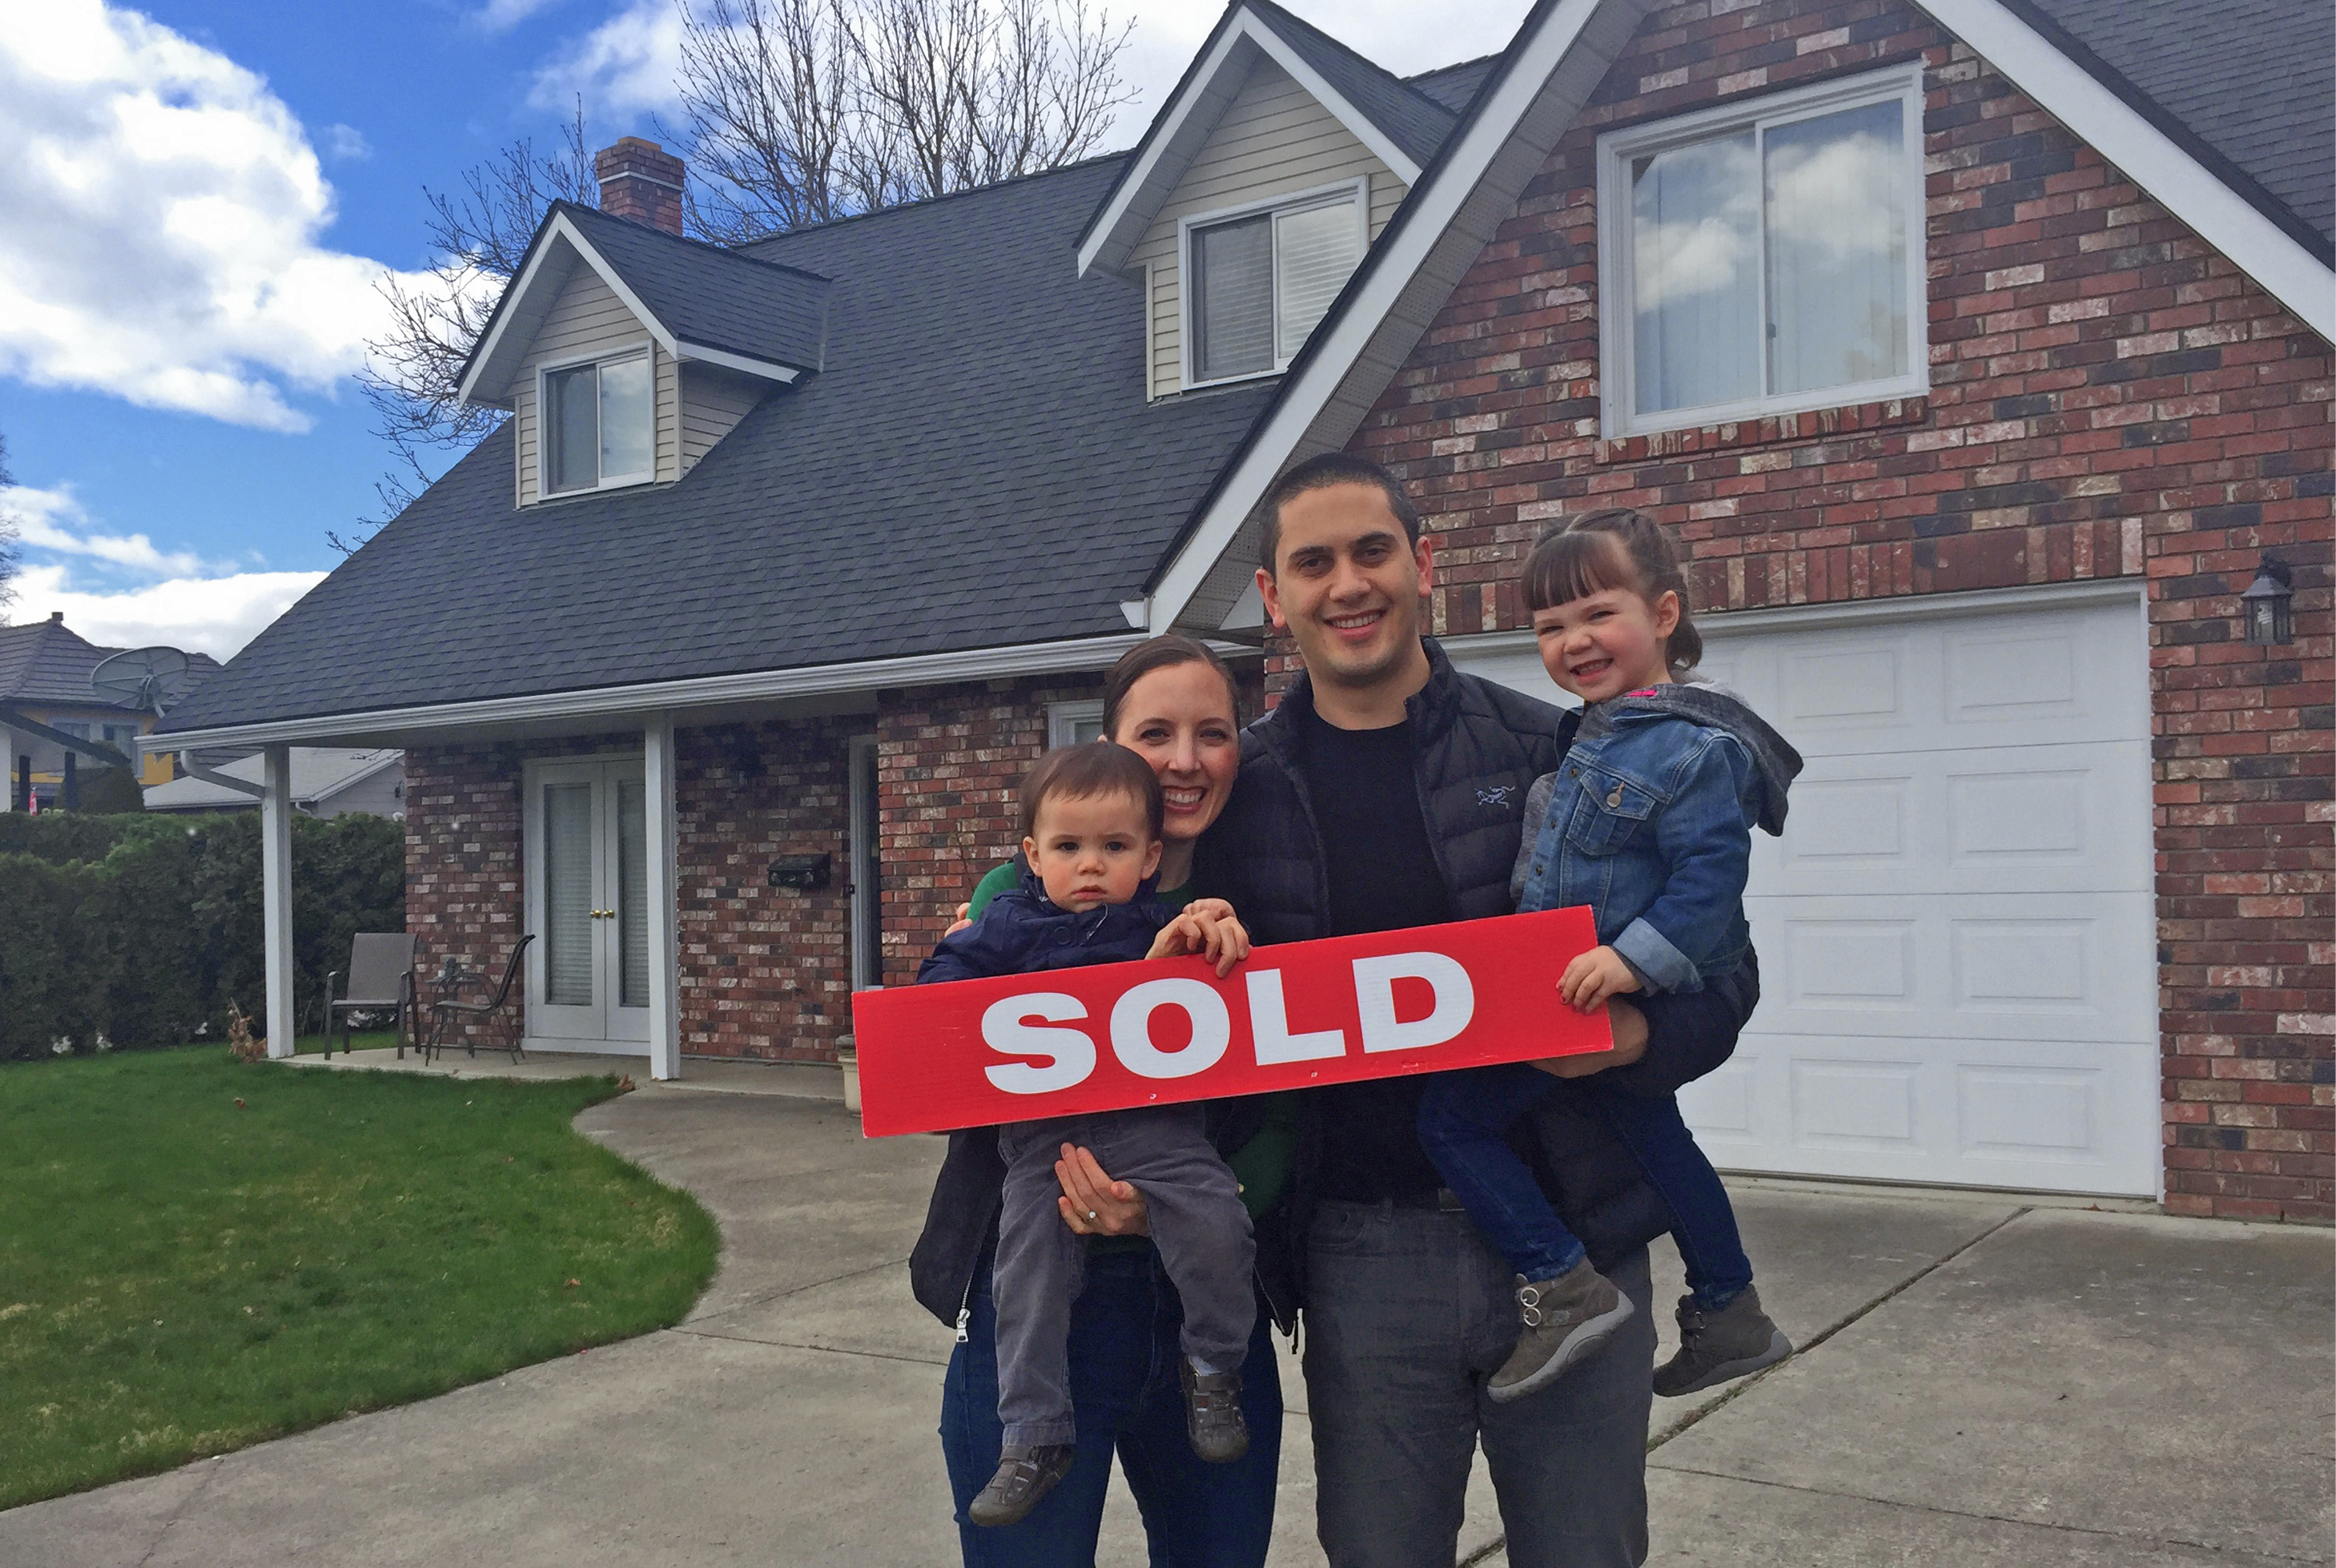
[542,349,654,495]
[1183,179,1365,388]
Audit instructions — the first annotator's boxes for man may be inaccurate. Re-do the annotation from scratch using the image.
[1196,452,1748,1567]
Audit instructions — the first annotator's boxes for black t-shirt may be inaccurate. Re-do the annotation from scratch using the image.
[1294,706,1456,1203]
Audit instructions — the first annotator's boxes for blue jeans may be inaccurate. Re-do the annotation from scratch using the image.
[939,1241,1283,1567]
[1417,1067,1753,1308]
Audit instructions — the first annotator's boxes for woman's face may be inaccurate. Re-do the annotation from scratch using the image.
[1109,661,1240,844]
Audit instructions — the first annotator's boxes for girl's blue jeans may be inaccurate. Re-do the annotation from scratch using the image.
[1417,1064,1755,1309]
[939,1240,1282,1567]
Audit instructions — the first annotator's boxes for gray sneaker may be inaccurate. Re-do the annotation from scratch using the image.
[1654,1285,1791,1397]
[968,1443,1074,1527]
[1486,1258,1636,1404]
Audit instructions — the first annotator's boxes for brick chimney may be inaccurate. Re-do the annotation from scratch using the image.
[595,137,685,235]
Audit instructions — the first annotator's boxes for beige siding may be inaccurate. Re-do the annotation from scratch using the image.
[1136,57,1407,400]
[680,364,766,475]
[513,263,663,505]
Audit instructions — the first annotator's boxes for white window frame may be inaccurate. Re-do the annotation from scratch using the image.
[1179,176,1370,392]
[1047,699,1107,749]
[536,343,657,499]
[1597,65,1928,439]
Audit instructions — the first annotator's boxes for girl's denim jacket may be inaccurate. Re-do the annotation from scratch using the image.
[1515,685,1799,996]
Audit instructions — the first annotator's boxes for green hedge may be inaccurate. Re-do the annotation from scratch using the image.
[0,813,405,1059]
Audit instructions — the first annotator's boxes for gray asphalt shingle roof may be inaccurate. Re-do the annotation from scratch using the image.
[2019,0,2333,253]
[161,159,1275,733]
[0,617,219,708]
[550,200,832,370]
[1405,54,1503,115]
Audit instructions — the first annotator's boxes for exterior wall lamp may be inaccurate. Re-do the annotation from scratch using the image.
[2239,554,2294,646]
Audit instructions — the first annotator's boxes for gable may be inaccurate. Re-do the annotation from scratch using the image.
[1134,54,1410,400]
[508,263,675,505]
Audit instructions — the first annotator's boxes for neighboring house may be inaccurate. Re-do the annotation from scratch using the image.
[151,0,2330,1221]
[1,612,221,809]
[143,748,405,819]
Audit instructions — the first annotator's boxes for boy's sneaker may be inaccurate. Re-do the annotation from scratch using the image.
[968,1443,1074,1527]
[1654,1285,1791,1397]
[1180,1360,1249,1463]
[1486,1257,1637,1404]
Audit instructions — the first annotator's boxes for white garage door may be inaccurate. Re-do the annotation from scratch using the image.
[1448,585,2157,1196]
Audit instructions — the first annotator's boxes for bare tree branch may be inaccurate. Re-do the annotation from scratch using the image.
[0,432,20,617]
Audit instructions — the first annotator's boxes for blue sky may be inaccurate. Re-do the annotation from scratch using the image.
[0,0,1529,657]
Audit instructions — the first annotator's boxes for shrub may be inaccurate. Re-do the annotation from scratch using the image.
[0,813,404,1059]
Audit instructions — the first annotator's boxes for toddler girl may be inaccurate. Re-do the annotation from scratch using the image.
[1417,508,1803,1403]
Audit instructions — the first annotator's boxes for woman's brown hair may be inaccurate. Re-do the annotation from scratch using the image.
[1100,633,1240,740]
[1519,508,1704,675]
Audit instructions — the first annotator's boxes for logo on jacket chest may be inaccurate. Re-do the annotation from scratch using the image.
[1475,785,1515,810]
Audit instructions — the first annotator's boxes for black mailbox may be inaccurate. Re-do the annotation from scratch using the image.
[768,853,833,891]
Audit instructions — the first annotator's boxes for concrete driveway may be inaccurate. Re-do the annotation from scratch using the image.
[3,1077,2328,1566]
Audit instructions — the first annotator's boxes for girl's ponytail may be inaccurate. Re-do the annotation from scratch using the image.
[1520,508,1703,676]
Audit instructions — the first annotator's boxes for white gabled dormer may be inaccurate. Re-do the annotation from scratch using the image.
[456,141,828,506]
[1077,4,1455,400]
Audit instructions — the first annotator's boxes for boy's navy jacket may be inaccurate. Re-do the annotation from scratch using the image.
[1514,681,1803,995]
[915,872,1176,984]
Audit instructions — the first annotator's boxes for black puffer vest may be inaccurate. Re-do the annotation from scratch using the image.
[1191,639,1673,1299]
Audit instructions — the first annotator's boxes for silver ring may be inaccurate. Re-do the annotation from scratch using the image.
[1086,1210,1099,1221]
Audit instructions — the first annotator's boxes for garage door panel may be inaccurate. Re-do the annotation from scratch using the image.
[1759,742,2149,895]
[1751,893,2152,1042]
[1683,1037,2157,1193]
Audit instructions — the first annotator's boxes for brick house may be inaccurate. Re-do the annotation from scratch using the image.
[153,0,2330,1220]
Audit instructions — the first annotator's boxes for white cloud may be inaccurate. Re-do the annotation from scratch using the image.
[0,1,432,431]
[4,483,211,577]
[320,122,372,161]
[6,563,325,661]
[527,0,1534,141]
[477,0,570,34]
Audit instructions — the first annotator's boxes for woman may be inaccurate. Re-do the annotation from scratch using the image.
[910,634,1290,1567]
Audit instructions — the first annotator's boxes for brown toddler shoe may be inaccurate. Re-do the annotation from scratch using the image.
[1180,1360,1249,1463]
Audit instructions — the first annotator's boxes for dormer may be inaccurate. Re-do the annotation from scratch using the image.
[1077,2,1456,401]
[456,142,830,505]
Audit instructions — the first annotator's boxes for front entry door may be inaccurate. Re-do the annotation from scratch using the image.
[528,758,652,1047]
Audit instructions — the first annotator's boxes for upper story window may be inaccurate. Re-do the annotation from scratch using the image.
[1183,179,1366,388]
[542,349,653,496]
[1598,66,1925,436]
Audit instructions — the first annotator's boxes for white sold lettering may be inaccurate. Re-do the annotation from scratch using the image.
[1245,968,1345,1064]
[981,993,1096,1094]
[1352,952,1475,1054]
[1110,979,1231,1080]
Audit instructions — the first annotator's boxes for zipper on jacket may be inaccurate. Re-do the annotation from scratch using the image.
[954,1277,975,1344]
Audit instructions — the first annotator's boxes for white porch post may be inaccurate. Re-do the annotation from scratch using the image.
[260,743,296,1058]
[642,714,682,1080]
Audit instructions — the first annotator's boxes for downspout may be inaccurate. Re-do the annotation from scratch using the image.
[178,751,269,800]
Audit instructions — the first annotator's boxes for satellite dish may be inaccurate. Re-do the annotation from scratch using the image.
[91,645,193,717]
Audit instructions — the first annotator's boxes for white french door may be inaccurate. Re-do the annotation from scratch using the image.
[527,758,652,1047]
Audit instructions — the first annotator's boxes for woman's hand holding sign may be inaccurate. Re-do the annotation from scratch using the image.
[1145,898,1251,976]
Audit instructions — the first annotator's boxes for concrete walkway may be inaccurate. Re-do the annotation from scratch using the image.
[4,1075,2327,1566]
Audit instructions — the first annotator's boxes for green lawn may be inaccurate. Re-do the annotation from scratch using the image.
[0,1048,718,1510]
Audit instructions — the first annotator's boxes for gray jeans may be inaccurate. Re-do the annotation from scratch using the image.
[993,1107,1256,1448]
[1304,1200,1655,1568]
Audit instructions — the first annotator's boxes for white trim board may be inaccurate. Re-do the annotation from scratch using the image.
[1913,0,2332,343]
[143,634,1264,755]
[1079,6,1426,279]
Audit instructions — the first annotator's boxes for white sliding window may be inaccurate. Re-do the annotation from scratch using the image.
[1184,179,1367,388]
[542,349,653,495]
[1600,66,1926,436]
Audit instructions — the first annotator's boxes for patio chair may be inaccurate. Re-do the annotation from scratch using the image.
[421,934,535,1065]
[320,932,419,1060]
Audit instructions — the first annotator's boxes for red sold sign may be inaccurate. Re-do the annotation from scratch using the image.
[850,907,1611,1137]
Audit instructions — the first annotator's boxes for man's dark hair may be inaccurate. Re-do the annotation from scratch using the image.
[1019,742,1164,841]
[1255,451,1422,573]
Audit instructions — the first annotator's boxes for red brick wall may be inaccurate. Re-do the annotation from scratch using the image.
[1329,0,2332,1217]
[874,676,1104,987]
[673,718,856,1062]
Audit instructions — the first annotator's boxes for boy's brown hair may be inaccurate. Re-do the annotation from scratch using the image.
[1018,742,1164,841]
[1520,508,1705,675]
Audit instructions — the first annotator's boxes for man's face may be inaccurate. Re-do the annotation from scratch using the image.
[1256,482,1434,693]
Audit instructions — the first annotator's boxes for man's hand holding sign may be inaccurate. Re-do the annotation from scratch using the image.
[850,907,1615,1139]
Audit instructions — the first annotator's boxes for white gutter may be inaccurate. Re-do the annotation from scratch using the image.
[176,752,269,800]
[139,633,1260,755]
